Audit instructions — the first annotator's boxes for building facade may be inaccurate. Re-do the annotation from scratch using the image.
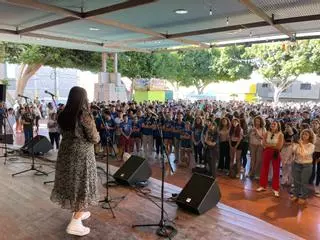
[256,80,320,102]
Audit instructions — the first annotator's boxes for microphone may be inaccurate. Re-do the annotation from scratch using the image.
[44,90,56,97]
[18,94,29,99]
[91,104,101,111]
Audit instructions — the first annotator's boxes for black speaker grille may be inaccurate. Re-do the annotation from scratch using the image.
[113,155,151,185]
[178,174,215,209]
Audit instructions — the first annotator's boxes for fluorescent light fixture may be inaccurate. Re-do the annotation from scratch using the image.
[175,9,188,14]
[89,27,100,31]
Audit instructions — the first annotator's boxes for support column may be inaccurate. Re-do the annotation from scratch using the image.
[99,52,108,102]
[102,52,108,72]
[113,52,118,73]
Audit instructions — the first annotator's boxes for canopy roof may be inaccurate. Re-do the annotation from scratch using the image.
[0,0,319,52]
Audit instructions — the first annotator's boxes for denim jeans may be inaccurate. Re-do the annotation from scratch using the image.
[293,162,313,199]
[24,127,33,144]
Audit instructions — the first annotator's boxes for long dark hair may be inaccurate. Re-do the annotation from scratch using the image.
[58,86,88,131]
[230,118,241,138]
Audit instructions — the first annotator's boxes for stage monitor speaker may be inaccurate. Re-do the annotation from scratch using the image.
[0,134,13,144]
[113,155,152,186]
[176,173,221,215]
[21,135,53,154]
[0,84,6,102]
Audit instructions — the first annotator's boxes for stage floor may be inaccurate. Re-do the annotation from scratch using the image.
[0,153,302,240]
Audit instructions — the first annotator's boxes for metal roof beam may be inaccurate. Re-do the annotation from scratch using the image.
[17,17,77,34]
[2,0,81,18]
[0,29,152,52]
[168,21,269,39]
[275,14,320,24]
[3,0,207,49]
[83,0,158,18]
[239,0,292,37]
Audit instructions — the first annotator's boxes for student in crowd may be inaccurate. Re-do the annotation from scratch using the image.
[257,121,284,197]
[249,116,266,179]
[218,117,231,173]
[21,106,35,144]
[204,119,219,178]
[163,113,174,155]
[240,117,249,173]
[141,107,156,160]
[47,112,60,150]
[119,114,132,158]
[280,122,297,186]
[173,112,185,164]
[179,121,193,168]
[309,119,320,197]
[192,116,204,167]
[130,116,142,154]
[291,129,315,205]
[229,118,243,178]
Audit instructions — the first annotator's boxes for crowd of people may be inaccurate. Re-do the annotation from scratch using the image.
[5,98,320,206]
[90,99,320,205]
[6,87,320,236]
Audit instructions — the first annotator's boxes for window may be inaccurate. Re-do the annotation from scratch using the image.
[262,83,269,88]
[300,83,311,90]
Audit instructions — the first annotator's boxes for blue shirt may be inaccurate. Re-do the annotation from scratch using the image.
[141,116,155,136]
[193,126,203,142]
[120,121,132,136]
[131,121,141,138]
[174,121,185,139]
[163,119,174,139]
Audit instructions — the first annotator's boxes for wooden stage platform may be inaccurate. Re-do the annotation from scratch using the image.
[0,154,302,240]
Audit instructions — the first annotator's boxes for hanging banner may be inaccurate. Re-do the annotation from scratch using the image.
[134,78,150,91]
[149,78,166,91]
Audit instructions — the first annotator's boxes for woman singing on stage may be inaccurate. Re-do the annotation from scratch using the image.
[50,86,100,236]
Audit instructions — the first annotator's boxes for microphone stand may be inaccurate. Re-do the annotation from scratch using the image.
[96,109,124,218]
[132,115,177,239]
[12,97,48,177]
[1,109,18,164]
[44,93,59,184]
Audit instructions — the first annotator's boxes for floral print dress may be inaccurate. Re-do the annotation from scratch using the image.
[50,111,100,212]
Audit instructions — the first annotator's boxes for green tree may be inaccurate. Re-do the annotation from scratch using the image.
[175,49,218,95]
[118,52,156,79]
[246,41,313,103]
[152,52,183,91]
[309,40,320,74]
[1,42,102,97]
[216,45,253,81]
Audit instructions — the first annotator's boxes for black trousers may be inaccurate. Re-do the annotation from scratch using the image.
[205,147,217,178]
[309,152,320,185]
[218,141,230,170]
[49,132,60,149]
[240,141,249,168]
[193,143,203,164]
[155,136,163,155]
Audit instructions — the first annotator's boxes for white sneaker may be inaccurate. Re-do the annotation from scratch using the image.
[73,211,91,221]
[256,187,266,192]
[273,190,280,198]
[66,217,90,236]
